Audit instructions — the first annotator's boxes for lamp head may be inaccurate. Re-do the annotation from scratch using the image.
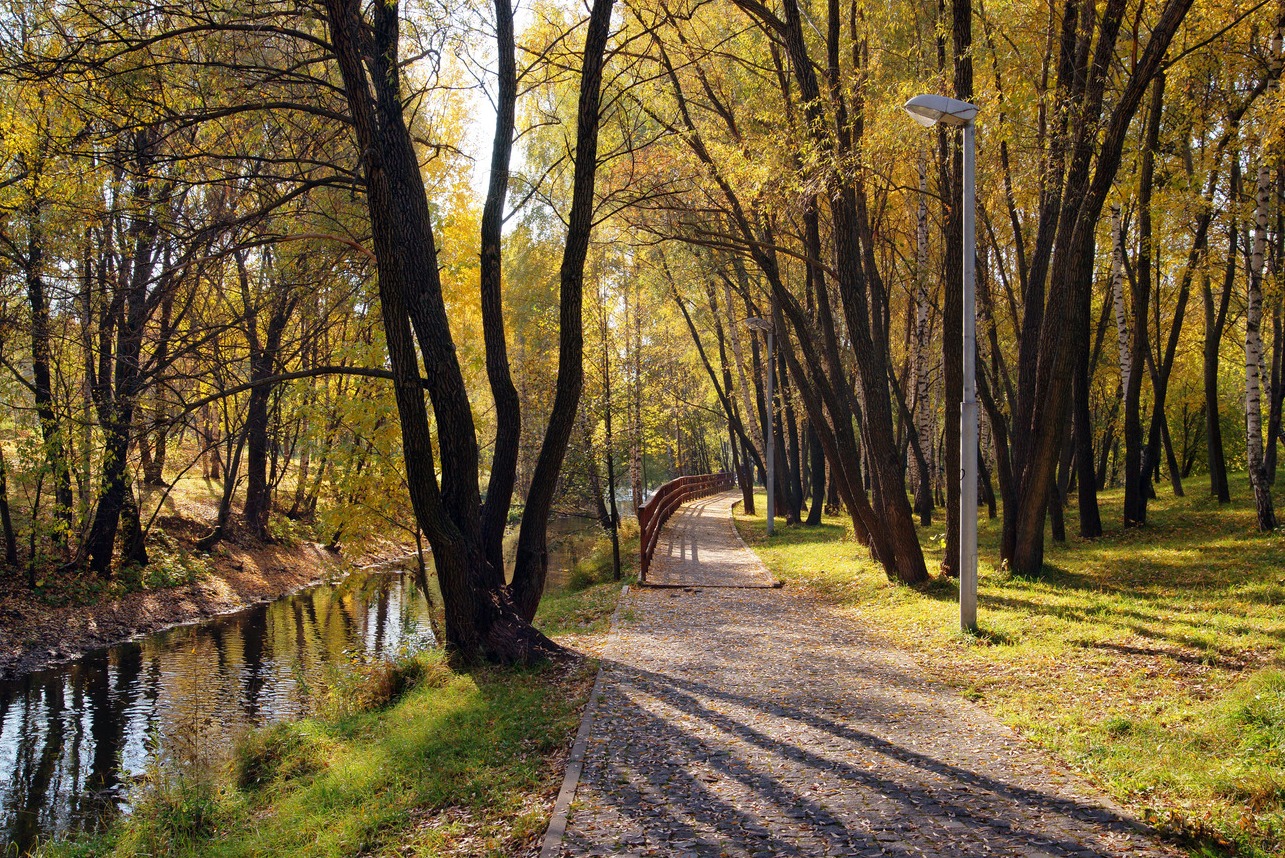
[903,94,978,128]
[745,316,772,332]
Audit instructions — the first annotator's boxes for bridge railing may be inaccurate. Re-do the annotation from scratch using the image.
[637,472,736,581]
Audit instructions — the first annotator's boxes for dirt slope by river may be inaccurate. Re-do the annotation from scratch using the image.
[0,538,413,680]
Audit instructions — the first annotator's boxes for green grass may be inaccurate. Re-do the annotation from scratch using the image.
[43,651,591,858]
[734,482,1285,858]
[40,528,632,858]
[535,525,637,638]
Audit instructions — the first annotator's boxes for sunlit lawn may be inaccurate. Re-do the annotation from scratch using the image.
[735,480,1285,858]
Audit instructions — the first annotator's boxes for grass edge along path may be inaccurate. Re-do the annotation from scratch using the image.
[35,532,637,858]
[733,486,1285,858]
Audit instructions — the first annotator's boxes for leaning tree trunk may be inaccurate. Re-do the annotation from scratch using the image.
[509,0,616,621]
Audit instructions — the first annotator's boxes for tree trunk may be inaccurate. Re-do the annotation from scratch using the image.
[1246,15,1282,529]
[1248,120,1280,525]
[1206,227,1235,502]
[1267,304,1283,483]
[778,345,803,523]
[1004,0,1192,575]
[912,157,935,526]
[509,0,615,621]
[24,211,75,537]
[806,426,825,525]
[479,0,522,576]
[0,448,17,565]
[84,146,163,577]
[600,284,623,580]
[240,254,295,543]
[1126,76,1164,527]
[1073,333,1102,537]
[323,0,571,662]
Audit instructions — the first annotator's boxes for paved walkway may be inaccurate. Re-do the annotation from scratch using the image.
[555,491,1178,857]
[644,494,776,588]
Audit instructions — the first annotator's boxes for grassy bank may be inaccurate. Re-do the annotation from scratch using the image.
[40,528,636,858]
[734,485,1285,858]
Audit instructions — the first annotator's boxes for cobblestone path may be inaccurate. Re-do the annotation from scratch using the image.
[556,491,1179,857]
[644,494,776,588]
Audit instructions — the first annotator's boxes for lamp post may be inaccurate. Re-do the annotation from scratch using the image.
[904,93,979,633]
[746,316,775,536]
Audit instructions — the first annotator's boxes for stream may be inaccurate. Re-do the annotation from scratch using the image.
[0,562,436,855]
[0,515,607,855]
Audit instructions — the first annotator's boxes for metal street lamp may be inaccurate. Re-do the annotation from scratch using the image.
[904,93,979,633]
[745,316,775,537]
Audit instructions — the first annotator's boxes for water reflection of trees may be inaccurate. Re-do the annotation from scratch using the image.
[0,568,436,852]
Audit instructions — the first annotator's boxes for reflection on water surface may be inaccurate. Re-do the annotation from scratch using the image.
[0,565,435,854]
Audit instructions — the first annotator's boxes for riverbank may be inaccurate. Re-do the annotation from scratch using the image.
[734,486,1285,858]
[22,521,637,858]
[0,536,412,680]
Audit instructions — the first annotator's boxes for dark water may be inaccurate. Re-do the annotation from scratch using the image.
[0,564,437,854]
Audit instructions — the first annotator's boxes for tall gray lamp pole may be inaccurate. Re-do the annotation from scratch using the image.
[746,316,775,536]
[904,93,979,633]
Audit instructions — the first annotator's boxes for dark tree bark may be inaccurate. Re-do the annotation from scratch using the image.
[671,279,767,494]
[322,0,585,661]
[1125,76,1164,527]
[1268,304,1283,483]
[599,282,623,580]
[650,27,893,569]
[937,0,971,577]
[763,0,927,582]
[706,278,758,514]
[199,423,246,551]
[777,344,803,523]
[21,206,75,536]
[1073,341,1102,537]
[978,443,997,519]
[84,136,165,576]
[509,0,615,621]
[240,252,297,542]
[1004,0,1192,573]
[0,448,17,565]
[479,0,522,577]
[806,425,825,525]
[140,290,175,487]
[1202,166,1235,502]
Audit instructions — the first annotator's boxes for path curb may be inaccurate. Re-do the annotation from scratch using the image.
[538,584,630,858]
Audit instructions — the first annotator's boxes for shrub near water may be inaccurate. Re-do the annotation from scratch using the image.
[315,650,453,719]
[234,722,328,790]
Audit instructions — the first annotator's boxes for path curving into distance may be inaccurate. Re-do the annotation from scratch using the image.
[549,491,1178,858]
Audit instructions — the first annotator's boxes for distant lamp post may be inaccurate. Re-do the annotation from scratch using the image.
[745,316,775,536]
[904,93,979,634]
